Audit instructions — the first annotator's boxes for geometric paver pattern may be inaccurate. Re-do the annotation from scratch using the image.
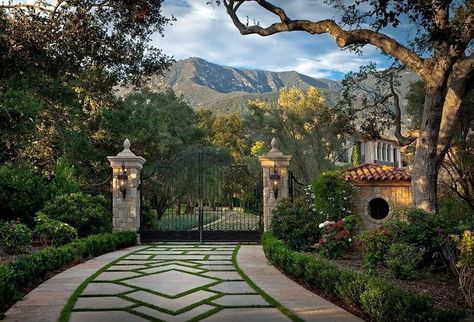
[68,243,291,321]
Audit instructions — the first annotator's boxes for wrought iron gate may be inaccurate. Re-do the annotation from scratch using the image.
[139,148,263,242]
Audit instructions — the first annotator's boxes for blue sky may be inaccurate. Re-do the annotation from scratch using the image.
[152,0,395,80]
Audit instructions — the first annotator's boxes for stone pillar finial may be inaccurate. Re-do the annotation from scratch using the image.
[271,137,278,151]
[124,138,131,150]
[258,141,292,232]
[108,139,146,242]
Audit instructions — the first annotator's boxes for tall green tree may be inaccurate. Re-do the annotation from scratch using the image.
[218,0,474,212]
[0,0,173,174]
[108,89,204,162]
[246,87,352,182]
[197,109,251,159]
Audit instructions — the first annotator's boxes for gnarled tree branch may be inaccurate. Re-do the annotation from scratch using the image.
[388,73,418,146]
[223,0,429,80]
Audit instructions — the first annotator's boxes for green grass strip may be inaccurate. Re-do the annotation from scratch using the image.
[58,246,150,322]
[232,245,304,322]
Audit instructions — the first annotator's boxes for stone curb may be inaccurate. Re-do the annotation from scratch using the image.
[237,245,364,322]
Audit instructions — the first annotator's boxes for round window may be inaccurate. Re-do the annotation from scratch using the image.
[368,198,389,220]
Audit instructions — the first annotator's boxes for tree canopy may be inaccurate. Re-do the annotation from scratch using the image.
[217,0,474,212]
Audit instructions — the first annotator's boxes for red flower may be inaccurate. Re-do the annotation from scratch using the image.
[336,219,344,228]
[335,229,348,240]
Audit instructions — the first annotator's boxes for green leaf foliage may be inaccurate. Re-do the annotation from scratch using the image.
[270,198,324,251]
[0,221,32,255]
[0,231,136,315]
[262,232,465,322]
[0,163,47,225]
[312,171,354,220]
[37,193,111,237]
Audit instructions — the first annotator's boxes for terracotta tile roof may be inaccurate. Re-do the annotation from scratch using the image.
[344,163,411,182]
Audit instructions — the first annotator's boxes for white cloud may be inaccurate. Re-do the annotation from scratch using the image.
[153,0,389,80]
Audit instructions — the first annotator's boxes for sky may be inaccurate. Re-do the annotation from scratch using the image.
[152,0,394,80]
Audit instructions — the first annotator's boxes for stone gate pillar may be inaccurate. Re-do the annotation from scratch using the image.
[259,138,292,231]
[107,139,146,238]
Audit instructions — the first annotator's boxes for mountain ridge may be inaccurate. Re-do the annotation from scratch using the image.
[144,57,342,112]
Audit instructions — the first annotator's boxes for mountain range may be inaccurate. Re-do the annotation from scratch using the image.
[132,57,419,116]
[143,57,342,113]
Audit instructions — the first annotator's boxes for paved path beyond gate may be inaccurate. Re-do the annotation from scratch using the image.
[4,244,362,322]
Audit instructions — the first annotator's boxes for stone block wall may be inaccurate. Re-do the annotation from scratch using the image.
[351,183,412,231]
[111,167,141,232]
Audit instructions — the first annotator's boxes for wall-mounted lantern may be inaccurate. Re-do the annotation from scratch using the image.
[269,163,281,199]
[118,162,128,199]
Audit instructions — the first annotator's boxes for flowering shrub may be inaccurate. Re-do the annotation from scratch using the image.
[271,198,325,250]
[34,214,78,247]
[358,226,394,268]
[314,215,357,259]
[311,171,353,220]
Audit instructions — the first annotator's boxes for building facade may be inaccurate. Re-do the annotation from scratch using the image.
[344,138,403,168]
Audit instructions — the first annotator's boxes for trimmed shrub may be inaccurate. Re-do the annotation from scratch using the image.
[270,197,324,250]
[386,243,424,280]
[34,214,78,247]
[262,232,463,322]
[0,221,32,254]
[0,163,47,225]
[311,171,353,220]
[0,231,136,314]
[336,269,368,307]
[38,192,111,237]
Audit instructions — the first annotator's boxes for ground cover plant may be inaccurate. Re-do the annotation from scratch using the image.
[0,231,136,317]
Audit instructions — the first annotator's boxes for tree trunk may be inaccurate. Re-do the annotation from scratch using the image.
[411,85,445,212]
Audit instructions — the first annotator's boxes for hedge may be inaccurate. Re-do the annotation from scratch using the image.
[262,232,464,322]
[0,231,136,315]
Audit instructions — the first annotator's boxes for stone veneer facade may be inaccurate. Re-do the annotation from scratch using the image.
[108,139,145,236]
[259,138,291,232]
[352,182,412,231]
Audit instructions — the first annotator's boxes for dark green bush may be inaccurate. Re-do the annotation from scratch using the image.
[387,208,446,267]
[37,192,111,237]
[141,199,158,228]
[0,221,32,254]
[47,158,80,199]
[335,269,367,307]
[311,171,353,220]
[34,214,78,247]
[0,163,47,225]
[270,197,324,250]
[386,243,424,280]
[358,226,394,268]
[0,231,136,314]
[262,232,463,322]
[438,192,474,233]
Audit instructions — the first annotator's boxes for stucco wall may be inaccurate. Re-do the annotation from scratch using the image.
[351,182,412,231]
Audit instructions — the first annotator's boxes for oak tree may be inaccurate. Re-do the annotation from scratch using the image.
[218,0,474,212]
